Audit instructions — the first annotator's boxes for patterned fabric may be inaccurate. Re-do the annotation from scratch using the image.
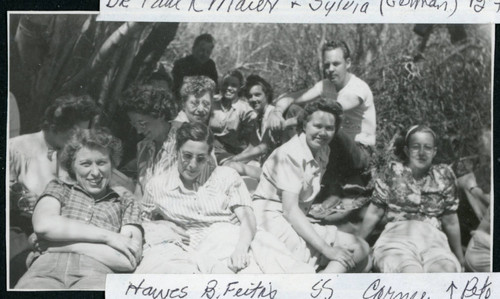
[209,98,258,157]
[40,179,142,233]
[145,166,252,249]
[371,161,458,230]
[252,133,330,214]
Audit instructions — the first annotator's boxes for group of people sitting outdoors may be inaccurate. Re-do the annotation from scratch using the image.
[9,35,491,290]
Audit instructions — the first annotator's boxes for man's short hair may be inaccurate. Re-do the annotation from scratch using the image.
[193,33,215,49]
[322,40,351,60]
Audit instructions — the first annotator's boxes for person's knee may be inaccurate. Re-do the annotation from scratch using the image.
[428,259,457,273]
[400,264,424,273]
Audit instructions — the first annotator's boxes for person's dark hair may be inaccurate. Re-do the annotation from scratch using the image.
[322,40,351,60]
[222,70,244,88]
[394,125,437,161]
[175,122,214,153]
[296,99,343,134]
[60,128,122,180]
[41,94,98,133]
[120,84,177,120]
[179,76,216,103]
[244,74,273,104]
[192,33,215,50]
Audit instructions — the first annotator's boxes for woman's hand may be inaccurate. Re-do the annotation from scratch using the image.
[105,232,140,265]
[323,245,356,270]
[267,110,285,131]
[322,195,342,209]
[228,247,251,273]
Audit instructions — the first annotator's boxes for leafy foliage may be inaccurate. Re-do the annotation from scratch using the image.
[163,24,492,174]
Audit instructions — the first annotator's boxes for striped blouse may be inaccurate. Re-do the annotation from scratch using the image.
[144,165,252,249]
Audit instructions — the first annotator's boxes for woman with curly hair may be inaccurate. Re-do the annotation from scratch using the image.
[10,94,98,199]
[138,122,313,274]
[9,94,98,286]
[252,100,370,273]
[15,129,142,290]
[359,125,464,273]
[120,84,178,193]
[135,76,219,273]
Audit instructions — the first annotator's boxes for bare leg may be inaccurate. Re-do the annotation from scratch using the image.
[322,232,371,273]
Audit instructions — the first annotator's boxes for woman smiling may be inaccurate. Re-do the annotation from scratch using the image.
[138,122,312,274]
[253,100,370,273]
[210,70,259,163]
[15,129,142,290]
[359,125,464,273]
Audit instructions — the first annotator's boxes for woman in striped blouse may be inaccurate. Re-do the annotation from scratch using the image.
[138,122,312,274]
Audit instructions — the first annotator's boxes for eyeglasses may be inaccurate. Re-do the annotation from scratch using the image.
[180,151,208,164]
[408,144,435,154]
[187,99,211,110]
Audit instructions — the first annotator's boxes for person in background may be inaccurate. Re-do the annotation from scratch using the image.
[9,94,98,287]
[209,70,259,167]
[120,84,178,195]
[172,34,218,100]
[253,100,371,273]
[461,129,491,272]
[223,74,293,180]
[267,40,376,194]
[15,129,142,290]
[358,125,464,273]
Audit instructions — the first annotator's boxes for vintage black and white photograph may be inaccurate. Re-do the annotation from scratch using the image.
[7,14,493,290]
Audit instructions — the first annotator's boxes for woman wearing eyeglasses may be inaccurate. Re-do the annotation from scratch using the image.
[121,77,217,195]
[127,77,220,274]
[358,125,464,273]
[139,122,311,274]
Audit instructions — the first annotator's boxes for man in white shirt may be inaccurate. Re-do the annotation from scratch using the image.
[268,40,376,194]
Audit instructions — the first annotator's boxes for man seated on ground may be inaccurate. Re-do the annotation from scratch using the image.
[267,40,376,207]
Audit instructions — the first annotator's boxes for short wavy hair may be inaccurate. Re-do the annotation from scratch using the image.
[322,40,351,60]
[296,99,343,134]
[179,76,216,104]
[175,122,214,153]
[42,94,98,133]
[120,84,177,120]
[60,128,122,180]
[244,74,273,104]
